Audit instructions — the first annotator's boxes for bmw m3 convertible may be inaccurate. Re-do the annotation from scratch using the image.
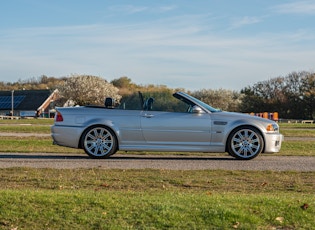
[51,91,283,160]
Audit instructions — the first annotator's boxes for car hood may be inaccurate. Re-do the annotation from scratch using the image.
[211,111,274,124]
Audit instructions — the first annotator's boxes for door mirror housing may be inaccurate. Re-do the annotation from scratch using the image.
[192,106,204,114]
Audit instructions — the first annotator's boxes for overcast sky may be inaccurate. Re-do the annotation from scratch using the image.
[1,0,315,90]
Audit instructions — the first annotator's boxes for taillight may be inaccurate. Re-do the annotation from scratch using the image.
[55,111,63,122]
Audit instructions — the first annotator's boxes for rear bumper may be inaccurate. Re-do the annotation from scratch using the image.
[51,125,83,149]
[264,133,284,153]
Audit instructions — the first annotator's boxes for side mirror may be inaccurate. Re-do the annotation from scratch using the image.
[192,106,204,114]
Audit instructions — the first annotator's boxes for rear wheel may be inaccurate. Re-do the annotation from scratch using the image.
[81,126,117,158]
[227,126,263,160]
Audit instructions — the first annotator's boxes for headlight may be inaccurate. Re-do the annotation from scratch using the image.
[266,123,279,132]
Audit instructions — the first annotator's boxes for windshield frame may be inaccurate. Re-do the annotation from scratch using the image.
[174,92,221,113]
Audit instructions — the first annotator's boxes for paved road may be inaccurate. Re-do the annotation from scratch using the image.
[0,153,314,171]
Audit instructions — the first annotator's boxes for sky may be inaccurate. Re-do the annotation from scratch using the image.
[1,0,315,91]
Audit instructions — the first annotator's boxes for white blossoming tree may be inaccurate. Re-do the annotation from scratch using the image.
[57,74,121,106]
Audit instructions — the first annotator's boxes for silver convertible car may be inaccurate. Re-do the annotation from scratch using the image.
[51,91,283,160]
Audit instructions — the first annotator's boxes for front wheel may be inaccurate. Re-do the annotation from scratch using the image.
[81,126,117,158]
[227,126,264,160]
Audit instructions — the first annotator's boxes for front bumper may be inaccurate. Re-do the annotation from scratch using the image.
[264,133,284,153]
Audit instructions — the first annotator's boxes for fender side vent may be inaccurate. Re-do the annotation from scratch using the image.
[213,121,227,125]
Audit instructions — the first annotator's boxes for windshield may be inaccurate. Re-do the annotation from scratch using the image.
[175,92,221,113]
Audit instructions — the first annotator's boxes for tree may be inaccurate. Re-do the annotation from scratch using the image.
[300,73,315,119]
[111,76,133,88]
[191,89,243,111]
[0,75,65,91]
[57,74,121,106]
[240,71,315,119]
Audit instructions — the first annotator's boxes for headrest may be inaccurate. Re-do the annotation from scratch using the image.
[105,97,115,108]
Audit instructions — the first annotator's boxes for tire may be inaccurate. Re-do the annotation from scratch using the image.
[227,126,264,160]
[81,126,117,158]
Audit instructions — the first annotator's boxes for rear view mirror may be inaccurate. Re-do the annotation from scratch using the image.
[192,106,204,114]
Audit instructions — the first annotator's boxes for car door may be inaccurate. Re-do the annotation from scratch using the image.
[140,110,212,146]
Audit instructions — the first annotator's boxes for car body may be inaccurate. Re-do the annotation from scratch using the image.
[51,91,283,160]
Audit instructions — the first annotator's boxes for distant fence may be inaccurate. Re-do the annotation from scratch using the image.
[0,115,20,120]
[248,112,314,124]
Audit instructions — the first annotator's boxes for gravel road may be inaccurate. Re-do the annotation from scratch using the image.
[0,153,314,171]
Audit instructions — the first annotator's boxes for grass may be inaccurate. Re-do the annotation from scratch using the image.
[0,118,53,125]
[281,128,315,137]
[279,122,315,129]
[0,136,80,153]
[0,124,50,133]
[1,190,313,229]
[0,119,314,229]
[277,140,315,156]
[2,168,314,193]
[0,168,314,229]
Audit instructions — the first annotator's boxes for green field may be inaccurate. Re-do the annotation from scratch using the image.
[0,119,314,229]
[0,169,314,229]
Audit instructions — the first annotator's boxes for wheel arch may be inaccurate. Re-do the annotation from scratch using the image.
[78,124,119,151]
[225,124,266,153]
